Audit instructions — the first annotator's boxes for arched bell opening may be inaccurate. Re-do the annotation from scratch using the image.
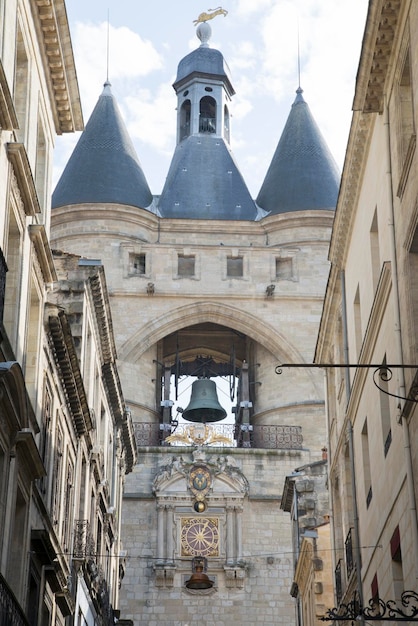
[199,96,216,134]
[156,323,257,443]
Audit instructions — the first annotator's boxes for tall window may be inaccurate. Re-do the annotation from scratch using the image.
[380,356,392,456]
[407,227,418,363]
[398,48,414,167]
[353,286,362,358]
[62,459,74,551]
[370,209,380,292]
[3,206,23,351]
[390,526,404,603]
[39,381,52,496]
[361,419,372,507]
[8,487,27,597]
[25,276,41,407]
[199,96,216,133]
[35,114,47,213]
[14,25,29,143]
[52,423,63,525]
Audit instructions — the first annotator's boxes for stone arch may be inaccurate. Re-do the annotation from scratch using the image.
[119,301,303,365]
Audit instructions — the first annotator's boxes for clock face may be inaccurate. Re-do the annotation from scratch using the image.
[181,517,219,557]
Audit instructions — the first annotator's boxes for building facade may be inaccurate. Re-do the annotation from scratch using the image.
[0,1,135,623]
[316,0,418,619]
[51,19,339,626]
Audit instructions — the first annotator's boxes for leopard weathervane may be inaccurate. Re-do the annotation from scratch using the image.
[193,7,228,25]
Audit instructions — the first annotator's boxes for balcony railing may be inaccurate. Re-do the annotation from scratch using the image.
[0,573,29,626]
[73,519,95,560]
[199,116,216,133]
[345,528,354,580]
[134,422,303,450]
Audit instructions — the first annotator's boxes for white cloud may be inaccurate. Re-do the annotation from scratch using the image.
[122,81,176,154]
[73,21,163,117]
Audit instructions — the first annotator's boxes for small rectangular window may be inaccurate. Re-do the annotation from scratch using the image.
[227,256,243,277]
[276,257,293,280]
[131,253,146,275]
[178,255,195,277]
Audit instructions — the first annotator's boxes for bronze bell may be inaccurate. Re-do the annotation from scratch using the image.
[185,557,213,590]
[182,378,227,423]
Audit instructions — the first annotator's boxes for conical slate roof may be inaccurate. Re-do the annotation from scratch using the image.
[256,88,340,215]
[158,135,259,220]
[52,82,153,210]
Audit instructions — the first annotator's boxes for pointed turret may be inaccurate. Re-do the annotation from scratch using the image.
[256,88,340,215]
[158,22,258,220]
[52,82,153,210]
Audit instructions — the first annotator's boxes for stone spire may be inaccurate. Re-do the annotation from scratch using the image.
[52,82,153,210]
[256,88,340,215]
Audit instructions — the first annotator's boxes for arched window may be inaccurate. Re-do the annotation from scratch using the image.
[224,105,230,143]
[199,96,216,133]
[180,100,191,141]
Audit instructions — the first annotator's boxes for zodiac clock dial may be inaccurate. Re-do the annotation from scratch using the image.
[180,517,219,557]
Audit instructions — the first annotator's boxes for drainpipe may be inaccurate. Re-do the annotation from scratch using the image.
[383,96,418,576]
[341,270,364,621]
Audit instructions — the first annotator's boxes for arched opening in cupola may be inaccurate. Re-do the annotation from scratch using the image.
[224,105,230,143]
[199,96,216,134]
[180,99,191,141]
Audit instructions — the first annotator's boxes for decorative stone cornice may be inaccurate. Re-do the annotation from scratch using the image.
[31,0,83,133]
[0,58,18,130]
[329,112,374,269]
[7,142,41,216]
[47,309,91,436]
[29,224,57,283]
[353,0,402,114]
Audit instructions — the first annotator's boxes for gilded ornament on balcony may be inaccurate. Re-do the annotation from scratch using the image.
[165,424,233,446]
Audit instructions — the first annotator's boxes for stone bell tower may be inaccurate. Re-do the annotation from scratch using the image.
[51,13,339,626]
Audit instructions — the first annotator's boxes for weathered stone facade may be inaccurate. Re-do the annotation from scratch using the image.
[316,0,418,616]
[50,18,338,626]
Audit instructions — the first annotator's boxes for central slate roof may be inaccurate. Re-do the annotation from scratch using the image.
[52,82,153,210]
[158,135,259,220]
[256,88,340,215]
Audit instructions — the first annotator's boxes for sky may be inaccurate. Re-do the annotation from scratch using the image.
[54,0,369,198]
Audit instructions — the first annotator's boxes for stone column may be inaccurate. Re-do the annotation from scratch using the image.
[226,504,234,565]
[166,505,174,564]
[236,505,243,561]
[156,502,165,563]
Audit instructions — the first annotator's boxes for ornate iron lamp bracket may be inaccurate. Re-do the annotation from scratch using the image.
[320,590,418,622]
[275,363,418,404]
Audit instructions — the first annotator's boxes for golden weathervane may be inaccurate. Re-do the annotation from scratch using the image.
[193,7,228,26]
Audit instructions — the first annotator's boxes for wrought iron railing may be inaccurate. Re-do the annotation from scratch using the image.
[0,248,7,324]
[345,528,354,580]
[134,422,303,450]
[0,573,29,626]
[73,519,96,560]
[199,116,216,133]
